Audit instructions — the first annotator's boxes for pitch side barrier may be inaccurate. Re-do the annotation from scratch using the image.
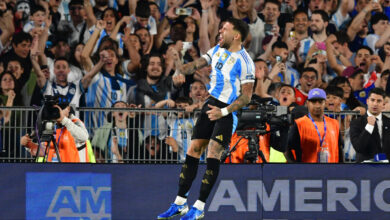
[0,163,389,219]
[0,107,363,163]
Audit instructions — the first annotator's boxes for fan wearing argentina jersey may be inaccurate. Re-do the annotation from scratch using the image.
[158,18,255,220]
[297,10,329,63]
[165,97,205,163]
[81,46,136,129]
[31,56,85,108]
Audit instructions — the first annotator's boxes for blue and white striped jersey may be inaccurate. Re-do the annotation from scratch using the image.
[85,71,136,128]
[202,45,255,104]
[298,37,314,63]
[42,80,84,108]
[167,116,205,162]
[331,8,350,30]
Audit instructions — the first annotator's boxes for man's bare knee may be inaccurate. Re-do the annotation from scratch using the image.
[207,140,224,160]
[187,139,209,158]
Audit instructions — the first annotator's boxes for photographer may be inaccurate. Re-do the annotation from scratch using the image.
[21,99,89,162]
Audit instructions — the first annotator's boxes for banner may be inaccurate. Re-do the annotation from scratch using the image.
[0,164,389,219]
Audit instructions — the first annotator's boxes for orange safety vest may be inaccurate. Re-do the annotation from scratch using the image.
[295,115,340,163]
[46,126,80,162]
[225,124,271,163]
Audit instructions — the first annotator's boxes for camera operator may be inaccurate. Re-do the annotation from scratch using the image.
[21,99,89,162]
[225,119,289,163]
[224,61,293,163]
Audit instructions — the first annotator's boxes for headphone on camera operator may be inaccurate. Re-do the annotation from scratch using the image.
[222,95,290,163]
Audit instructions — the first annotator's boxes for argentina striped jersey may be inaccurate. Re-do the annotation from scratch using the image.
[202,45,255,104]
[298,37,314,63]
[85,72,136,128]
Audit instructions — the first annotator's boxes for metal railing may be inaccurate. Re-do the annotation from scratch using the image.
[0,107,365,163]
[0,106,203,163]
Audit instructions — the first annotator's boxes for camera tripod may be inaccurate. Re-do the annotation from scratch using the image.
[35,122,61,162]
[221,129,269,163]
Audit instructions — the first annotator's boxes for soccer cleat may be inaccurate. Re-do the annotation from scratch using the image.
[180,206,204,220]
[157,203,189,219]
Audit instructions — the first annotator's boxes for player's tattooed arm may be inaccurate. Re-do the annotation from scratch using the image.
[178,57,209,75]
[227,82,254,113]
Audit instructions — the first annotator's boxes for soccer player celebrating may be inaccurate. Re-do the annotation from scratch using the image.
[157,18,255,220]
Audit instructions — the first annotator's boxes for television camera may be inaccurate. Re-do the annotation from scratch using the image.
[221,95,292,163]
[32,95,72,162]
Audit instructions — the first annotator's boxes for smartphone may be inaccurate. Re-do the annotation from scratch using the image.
[289,31,295,39]
[175,8,192,16]
[275,55,282,63]
[265,23,273,35]
[316,42,326,51]
[182,41,192,52]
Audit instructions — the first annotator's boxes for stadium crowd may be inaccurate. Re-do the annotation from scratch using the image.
[1,0,390,163]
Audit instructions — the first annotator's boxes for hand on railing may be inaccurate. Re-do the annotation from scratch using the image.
[128,103,142,118]
[165,136,178,152]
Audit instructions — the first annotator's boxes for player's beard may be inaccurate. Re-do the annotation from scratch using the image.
[221,39,232,49]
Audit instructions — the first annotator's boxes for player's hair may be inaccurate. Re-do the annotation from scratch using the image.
[225,18,250,41]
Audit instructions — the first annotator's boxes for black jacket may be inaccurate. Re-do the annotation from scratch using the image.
[349,114,390,162]
[135,76,177,107]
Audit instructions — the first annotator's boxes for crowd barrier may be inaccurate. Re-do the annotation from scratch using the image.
[0,163,389,219]
[0,107,367,163]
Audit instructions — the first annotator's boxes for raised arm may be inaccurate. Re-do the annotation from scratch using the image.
[199,0,212,54]
[30,38,47,89]
[84,0,96,28]
[254,64,272,98]
[80,20,105,71]
[178,57,209,75]
[326,35,345,75]
[340,0,354,17]
[81,50,106,89]
[347,2,379,41]
[110,16,130,40]
[123,27,141,73]
[0,11,14,50]
[375,25,390,49]
[129,0,136,16]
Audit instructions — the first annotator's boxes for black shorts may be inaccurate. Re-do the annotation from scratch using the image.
[192,96,235,148]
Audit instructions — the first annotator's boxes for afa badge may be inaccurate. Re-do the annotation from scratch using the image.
[227,57,235,64]
[221,53,228,61]
[359,91,366,98]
